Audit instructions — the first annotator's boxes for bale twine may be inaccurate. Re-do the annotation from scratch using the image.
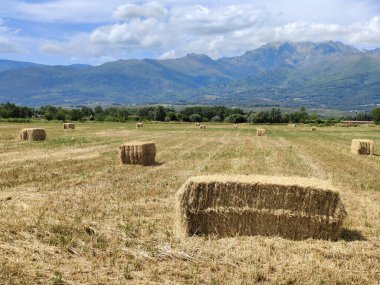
[256,129,266,136]
[351,139,374,155]
[119,142,156,166]
[175,175,346,241]
[199,125,206,129]
[311,127,317,131]
[63,123,75,129]
[20,128,46,141]
[136,122,144,128]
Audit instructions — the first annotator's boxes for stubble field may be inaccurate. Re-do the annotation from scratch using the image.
[0,121,379,285]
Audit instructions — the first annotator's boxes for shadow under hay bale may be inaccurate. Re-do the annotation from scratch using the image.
[351,139,374,155]
[256,129,266,136]
[176,175,346,241]
[119,142,156,166]
[63,123,75,129]
[20,128,46,141]
[340,228,366,241]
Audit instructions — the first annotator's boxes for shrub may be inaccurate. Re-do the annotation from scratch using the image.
[211,115,221,122]
[189,114,202,122]
[224,114,246,123]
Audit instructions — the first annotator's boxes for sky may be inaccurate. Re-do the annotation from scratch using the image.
[1,0,380,65]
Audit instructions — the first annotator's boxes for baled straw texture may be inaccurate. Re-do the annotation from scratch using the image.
[175,175,346,241]
[311,127,317,131]
[119,142,156,166]
[63,123,75,129]
[351,139,374,155]
[288,124,297,127]
[256,129,266,136]
[20,128,46,141]
[199,125,206,129]
[136,122,143,128]
[195,123,201,127]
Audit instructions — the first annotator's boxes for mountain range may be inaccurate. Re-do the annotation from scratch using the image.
[1,41,380,110]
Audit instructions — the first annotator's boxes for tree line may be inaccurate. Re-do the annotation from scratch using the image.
[1,102,380,125]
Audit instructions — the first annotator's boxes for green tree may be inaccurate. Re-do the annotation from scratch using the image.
[154,106,166,121]
[189,114,202,122]
[224,114,246,123]
[372,108,380,124]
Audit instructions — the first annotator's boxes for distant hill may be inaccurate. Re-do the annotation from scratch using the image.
[1,41,380,110]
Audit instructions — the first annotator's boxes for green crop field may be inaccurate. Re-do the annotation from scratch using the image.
[0,121,379,284]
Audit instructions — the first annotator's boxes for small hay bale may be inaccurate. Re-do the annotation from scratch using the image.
[195,123,201,127]
[311,126,317,131]
[199,125,206,129]
[119,142,156,166]
[20,128,46,141]
[136,122,143,128]
[256,128,266,136]
[175,175,346,241]
[288,124,297,128]
[351,139,374,155]
[233,124,238,129]
[63,123,75,129]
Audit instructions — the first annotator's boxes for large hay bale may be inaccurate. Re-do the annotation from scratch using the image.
[195,123,201,127]
[199,125,206,129]
[20,128,46,141]
[119,142,156,166]
[288,124,297,128]
[63,123,75,129]
[136,122,143,128]
[176,175,346,240]
[351,139,374,155]
[311,126,317,131]
[256,129,266,136]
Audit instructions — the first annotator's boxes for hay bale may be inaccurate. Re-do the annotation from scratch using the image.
[311,126,317,131]
[175,175,346,241]
[288,124,297,128]
[20,128,46,141]
[63,123,75,129]
[233,124,238,129]
[199,125,206,129]
[256,128,266,136]
[195,123,201,127]
[136,122,143,128]
[351,139,374,155]
[119,142,156,166]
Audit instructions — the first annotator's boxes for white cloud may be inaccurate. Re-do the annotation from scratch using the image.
[0,18,23,53]
[34,1,380,62]
[113,2,168,20]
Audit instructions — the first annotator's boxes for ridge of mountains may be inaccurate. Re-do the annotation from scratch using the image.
[1,41,380,110]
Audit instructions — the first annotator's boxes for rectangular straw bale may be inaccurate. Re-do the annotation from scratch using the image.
[311,127,317,131]
[288,124,296,127]
[351,139,374,155]
[20,128,46,141]
[136,122,143,128]
[195,123,201,127]
[256,129,266,136]
[199,125,206,129]
[176,175,346,241]
[119,142,156,166]
[63,123,75,129]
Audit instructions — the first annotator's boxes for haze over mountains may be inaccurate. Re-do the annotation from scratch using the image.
[1,41,380,110]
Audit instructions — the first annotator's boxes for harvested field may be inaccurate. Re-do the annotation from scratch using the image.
[0,121,380,284]
[176,175,346,240]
